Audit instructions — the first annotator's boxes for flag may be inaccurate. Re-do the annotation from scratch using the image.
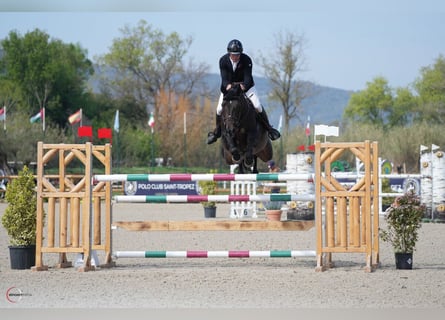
[78,126,93,138]
[113,110,119,133]
[184,112,186,134]
[432,144,440,151]
[148,112,155,128]
[30,109,44,123]
[314,124,339,137]
[68,109,82,125]
[0,106,5,131]
[420,145,428,153]
[305,116,310,136]
[98,128,112,139]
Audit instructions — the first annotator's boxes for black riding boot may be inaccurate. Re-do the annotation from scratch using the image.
[207,114,222,145]
[258,110,281,141]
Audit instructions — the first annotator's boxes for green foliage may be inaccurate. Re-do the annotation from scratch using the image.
[343,77,393,128]
[381,178,395,208]
[0,112,69,165]
[98,20,197,121]
[1,165,41,246]
[262,201,285,210]
[1,28,93,127]
[413,55,445,124]
[379,190,426,253]
[118,126,152,166]
[339,121,445,173]
[198,170,217,208]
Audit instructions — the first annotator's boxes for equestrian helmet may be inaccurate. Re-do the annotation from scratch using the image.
[227,39,243,54]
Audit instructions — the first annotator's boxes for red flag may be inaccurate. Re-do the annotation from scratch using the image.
[298,145,306,151]
[78,126,92,138]
[308,144,315,152]
[98,128,112,139]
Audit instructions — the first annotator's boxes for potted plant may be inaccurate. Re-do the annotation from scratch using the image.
[379,190,426,269]
[262,200,285,221]
[198,178,217,218]
[1,165,42,269]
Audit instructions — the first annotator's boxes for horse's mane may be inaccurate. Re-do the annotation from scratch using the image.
[223,84,244,101]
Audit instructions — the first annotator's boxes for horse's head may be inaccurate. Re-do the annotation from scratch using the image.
[224,83,244,101]
[221,84,249,133]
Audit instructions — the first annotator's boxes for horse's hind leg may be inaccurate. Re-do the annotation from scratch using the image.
[257,140,273,163]
[252,157,258,173]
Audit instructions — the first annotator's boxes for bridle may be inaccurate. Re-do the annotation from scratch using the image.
[221,86,250,131]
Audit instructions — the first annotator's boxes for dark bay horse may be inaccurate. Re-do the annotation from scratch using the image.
[219,83,273,173]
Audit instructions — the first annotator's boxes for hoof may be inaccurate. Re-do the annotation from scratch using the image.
[232,153,241,162]
[245,157,254,167]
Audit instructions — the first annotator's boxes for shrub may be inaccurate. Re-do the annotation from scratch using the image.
[1,165,39,246]
[379,190,425,253]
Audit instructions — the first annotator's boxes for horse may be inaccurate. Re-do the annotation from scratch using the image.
[219,83,273,173]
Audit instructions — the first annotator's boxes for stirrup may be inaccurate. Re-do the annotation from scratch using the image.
[268,128,281,141]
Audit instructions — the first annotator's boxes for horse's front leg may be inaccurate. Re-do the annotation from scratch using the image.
[225,131,241,162]
[244,130,256,167]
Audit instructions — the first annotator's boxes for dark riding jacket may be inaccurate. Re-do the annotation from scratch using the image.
[219,53,254,94]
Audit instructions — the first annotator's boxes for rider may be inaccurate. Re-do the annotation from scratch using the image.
[207,39,281,145]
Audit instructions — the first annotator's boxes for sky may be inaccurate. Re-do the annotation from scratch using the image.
[0,0,444,91]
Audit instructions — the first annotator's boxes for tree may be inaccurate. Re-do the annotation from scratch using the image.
[96,19,211,167]
[343,77,394,128]
[0,112,68,168]
[0,79,22,114]
[413,54,445,124]
[97,20,210,127]
[390,87,417,127]
[1,29,93,127]
[257,29,310,135]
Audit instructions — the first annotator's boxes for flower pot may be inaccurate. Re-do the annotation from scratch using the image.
[8,245,36,269]
[395,252,413,270]
[204,206,216,218]
[265,209,282,221]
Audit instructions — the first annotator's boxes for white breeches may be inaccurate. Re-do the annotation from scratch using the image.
[216,86,263,115]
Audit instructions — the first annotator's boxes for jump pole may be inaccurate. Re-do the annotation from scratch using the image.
[114,250,317,258]
[94,173,313,182]
[113,194,316,203]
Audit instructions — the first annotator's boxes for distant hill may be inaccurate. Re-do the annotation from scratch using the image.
[203,73,352,128]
